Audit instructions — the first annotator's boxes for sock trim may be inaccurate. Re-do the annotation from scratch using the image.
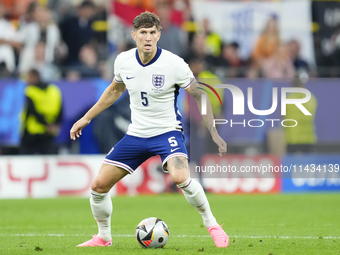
[91,190,108,197]
[177,178,192,189]
[181,179,192,189]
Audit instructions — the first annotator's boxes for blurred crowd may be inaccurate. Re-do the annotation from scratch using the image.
[0,0,339,83]
[0,0,107,81]
[1,0,338,155]
[110,0,313,80]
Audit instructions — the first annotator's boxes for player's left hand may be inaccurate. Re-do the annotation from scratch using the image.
[212,133,227,156]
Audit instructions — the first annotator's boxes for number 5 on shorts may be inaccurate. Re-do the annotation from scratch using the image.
[168,136,178,147]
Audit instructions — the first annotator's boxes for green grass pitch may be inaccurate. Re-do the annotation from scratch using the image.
[0,193,339,255]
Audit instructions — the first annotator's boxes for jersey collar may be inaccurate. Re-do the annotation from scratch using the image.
[135,47,162,67]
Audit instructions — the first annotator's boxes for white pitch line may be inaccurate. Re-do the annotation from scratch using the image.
[0,234,339,239]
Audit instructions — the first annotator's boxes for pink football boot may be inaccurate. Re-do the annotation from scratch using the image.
[207,225,229,247]
[76,235,112,247]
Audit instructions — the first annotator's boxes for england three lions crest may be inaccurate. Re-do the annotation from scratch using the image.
[152,74,165,89]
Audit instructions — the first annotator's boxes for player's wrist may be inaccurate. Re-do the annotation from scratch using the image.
[82,115,93,123]
[209,127,218,136]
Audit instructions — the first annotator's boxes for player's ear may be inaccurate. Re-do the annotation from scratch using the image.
[131,30,136,41]
[157,30,161,41]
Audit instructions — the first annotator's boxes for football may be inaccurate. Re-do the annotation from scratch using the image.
[135,217,170,248]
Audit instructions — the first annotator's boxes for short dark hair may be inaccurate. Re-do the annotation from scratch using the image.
[133,11,162,31]
[79,0,95,8]
[28,68,40,79]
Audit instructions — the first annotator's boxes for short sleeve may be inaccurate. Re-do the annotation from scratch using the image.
[113,54,123,83]
[174,57,195,89]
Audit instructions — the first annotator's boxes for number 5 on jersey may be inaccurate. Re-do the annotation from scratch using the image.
[141,91,149,106]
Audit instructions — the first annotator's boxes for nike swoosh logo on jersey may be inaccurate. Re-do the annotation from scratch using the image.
[126,76,135,80]
[171,148,180,152]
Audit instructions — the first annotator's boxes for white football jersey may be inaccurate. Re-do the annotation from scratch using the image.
[114,47,194,138]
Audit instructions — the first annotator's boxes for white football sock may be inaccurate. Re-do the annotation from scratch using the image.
[177,178,218,228]
[90,190,112,241]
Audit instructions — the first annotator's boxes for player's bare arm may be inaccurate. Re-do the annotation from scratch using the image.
[185,81,227,156]
[70,81,126,140]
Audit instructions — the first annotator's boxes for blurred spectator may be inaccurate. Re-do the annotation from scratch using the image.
[189,57,205,78]
[18,1,39,30]
[126,0,155,11]
[19,5,63,75]
[0,2,22,77]
[185,32,206,61]
[202,18,222,57]
[65,44,101,79]
[288,39,309,75]
[30,41,61,82]
[251,15,280,70]
[155,1,187,57]
[284,76,317,154]
[330,24,340,68]
[20,69,63,155]
[246,67,260,79]
[184,32,214,67]
[47,0,75,23]
[90,1,108,60]
[261,43,295,79]
[1,0,32,21]
[59,0,96,66]
[65,69,81,81]
[216,42,248,78]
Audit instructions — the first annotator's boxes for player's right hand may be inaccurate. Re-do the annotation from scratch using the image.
[70,118,91,140]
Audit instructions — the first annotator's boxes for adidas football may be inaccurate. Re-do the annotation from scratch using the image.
[135,217,170,248]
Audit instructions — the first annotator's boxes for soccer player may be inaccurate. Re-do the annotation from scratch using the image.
[70,11,228,248]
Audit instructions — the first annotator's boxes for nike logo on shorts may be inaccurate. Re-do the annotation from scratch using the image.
[126,76,135,80]
[171,148,180,152]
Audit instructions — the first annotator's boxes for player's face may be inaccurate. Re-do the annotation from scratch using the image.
[132,26,160,54]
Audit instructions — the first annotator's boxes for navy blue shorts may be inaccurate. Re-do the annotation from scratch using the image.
[104,130,188,174]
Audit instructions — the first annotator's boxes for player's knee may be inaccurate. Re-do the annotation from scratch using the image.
[171,172,189,185]
[167,157,189,185]
[173,177,188,185]
[91,180,110,193]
